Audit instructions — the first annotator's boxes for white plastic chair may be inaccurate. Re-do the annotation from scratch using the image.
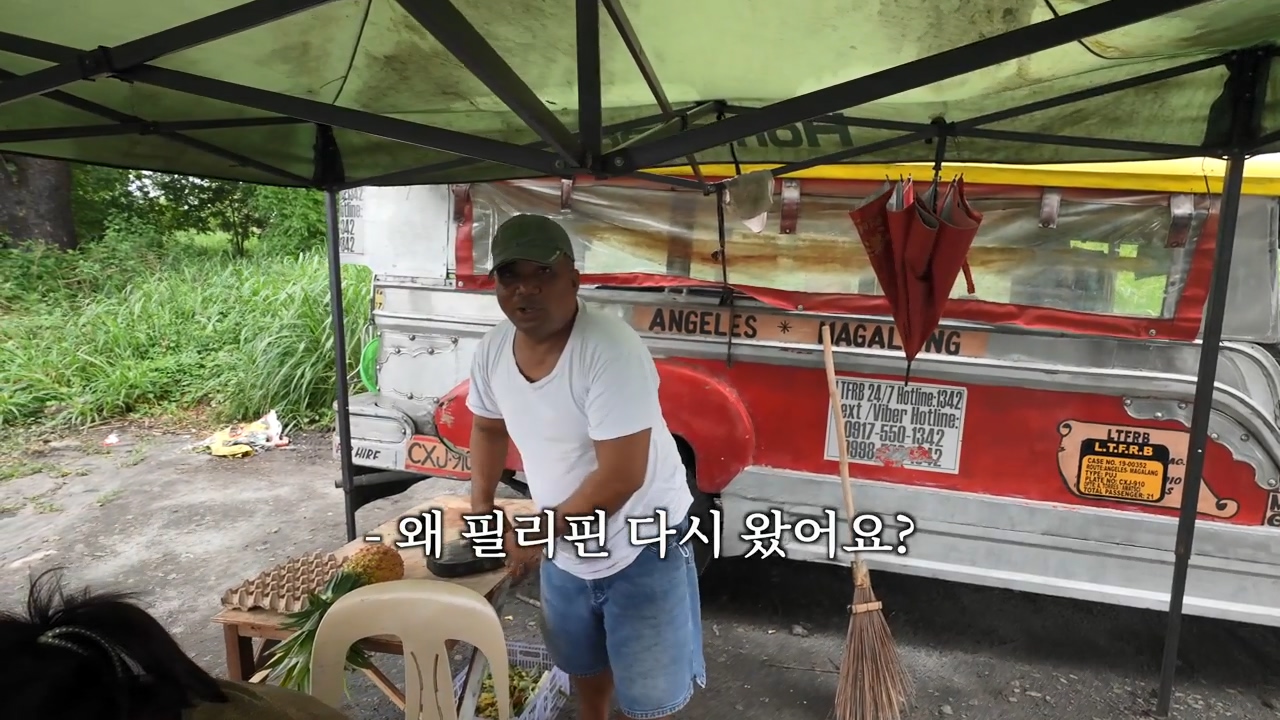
[310,579,511,720]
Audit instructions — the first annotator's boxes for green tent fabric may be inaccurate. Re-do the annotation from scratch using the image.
[2,0,1280,187]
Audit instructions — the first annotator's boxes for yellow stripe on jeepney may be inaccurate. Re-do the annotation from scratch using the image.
[645,155,1280,196]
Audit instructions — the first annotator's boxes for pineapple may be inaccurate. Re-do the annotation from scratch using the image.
[343,542,405,585]
[260,543,406,692]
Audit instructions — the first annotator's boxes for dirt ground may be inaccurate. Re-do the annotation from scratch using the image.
[2,428,1280,720]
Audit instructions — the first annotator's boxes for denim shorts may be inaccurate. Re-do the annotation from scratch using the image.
[538,516,707,719]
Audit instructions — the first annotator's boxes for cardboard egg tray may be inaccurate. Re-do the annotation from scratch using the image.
[220,551,342,613]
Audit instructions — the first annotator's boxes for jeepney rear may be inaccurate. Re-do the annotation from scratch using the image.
[335,170,1280,627]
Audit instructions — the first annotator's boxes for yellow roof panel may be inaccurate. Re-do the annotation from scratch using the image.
[647,155,1280,195]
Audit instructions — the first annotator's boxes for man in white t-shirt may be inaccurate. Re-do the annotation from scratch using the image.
[466,214,706,720]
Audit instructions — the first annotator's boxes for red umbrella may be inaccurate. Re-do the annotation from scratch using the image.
[849,175,982,380]
[848,179,913,349]
[924,176,981,330]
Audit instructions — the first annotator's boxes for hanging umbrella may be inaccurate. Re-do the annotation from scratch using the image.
[923,176,981,333]
[848,179,913,347]
[849,175,982,380]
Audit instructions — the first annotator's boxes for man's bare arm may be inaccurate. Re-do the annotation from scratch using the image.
[469,415,510,514]
[551,428,651,536]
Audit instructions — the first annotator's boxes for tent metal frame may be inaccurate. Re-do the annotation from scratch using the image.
[0,0,1273,714]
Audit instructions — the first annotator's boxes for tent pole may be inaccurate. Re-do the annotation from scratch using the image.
[1153,48,1269,718]
[1152,153,1244,717]
[314,123,357,543]
[325,188,358,543]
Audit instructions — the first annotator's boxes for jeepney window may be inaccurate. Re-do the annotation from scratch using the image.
[467,181,1206,320]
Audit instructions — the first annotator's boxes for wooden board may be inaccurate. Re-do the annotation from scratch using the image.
[213,493,535,634]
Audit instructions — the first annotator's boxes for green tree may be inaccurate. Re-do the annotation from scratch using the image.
[252,185,327,256]
[71,165,151,243]
[148,175,262,257]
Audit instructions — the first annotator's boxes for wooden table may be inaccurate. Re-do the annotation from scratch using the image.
[213,492,536,706]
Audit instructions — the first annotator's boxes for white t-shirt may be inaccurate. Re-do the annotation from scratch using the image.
[466,299,692,580]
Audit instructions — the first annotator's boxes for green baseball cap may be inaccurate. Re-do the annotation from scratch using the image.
[490,214,575,272]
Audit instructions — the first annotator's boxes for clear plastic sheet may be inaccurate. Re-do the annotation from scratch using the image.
[467,180,1205,319]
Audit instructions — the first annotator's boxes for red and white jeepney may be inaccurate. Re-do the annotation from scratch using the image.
[334,157,1280,629]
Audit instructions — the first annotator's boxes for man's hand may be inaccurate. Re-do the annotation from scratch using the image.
[503,526,544,583]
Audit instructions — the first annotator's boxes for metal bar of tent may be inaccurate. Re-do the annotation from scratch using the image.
[392,0,582,166]
[953,55,1234,130]
[315,43,1238,186]
[0,68,308,184]
[601,0,707,185]
[0,34,567,177]
[337,104,712,189]
[788,49,1242,141]
[719,52,1237,180]
[123,65,568,177]
[1153,47,1270,718]
[758,110,1207,157]
[602,0,1215,171]
[577,0,603,168]
[745,57,1251,183]
[600,0,668,122]
[766,130,935,178]
[628,171,704,190]
[0,63,87,110]
[0,23,1254,184]
[609,102,721,153]
[0,0,339,107]
[936,127,1201,156]
[580,52,1230,183]
[313,123,360,543]
[1254,127,1280,150]
[0,117,306,144]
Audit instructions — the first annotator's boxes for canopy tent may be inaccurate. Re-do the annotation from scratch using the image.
[1,0,1280,188]
[2,2,1277,717]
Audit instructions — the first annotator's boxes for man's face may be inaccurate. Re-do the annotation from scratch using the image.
[494,256,580,340]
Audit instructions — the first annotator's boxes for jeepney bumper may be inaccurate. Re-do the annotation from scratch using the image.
[332,393,470,485]
[720,467,1280,628]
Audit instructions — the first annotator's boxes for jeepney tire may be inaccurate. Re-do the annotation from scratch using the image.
[498,469,530,497]
[685,463,717,577]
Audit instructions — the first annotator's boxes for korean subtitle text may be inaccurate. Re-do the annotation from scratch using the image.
[395,508,444,559]
[459,509,506,558]
[626,508,725,559]
[510,509,557,558]
[678,509,722,559]
[561,509,609,558]
[740,509,916,558]
[740,509,790,559]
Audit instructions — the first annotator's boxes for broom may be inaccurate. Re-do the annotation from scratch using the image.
[821,323,913,720]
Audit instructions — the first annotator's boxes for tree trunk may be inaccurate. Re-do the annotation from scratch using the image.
[0,155,78,250]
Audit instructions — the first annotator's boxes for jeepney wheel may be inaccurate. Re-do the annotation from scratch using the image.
[499,469,529,497]
[685,463,717,577]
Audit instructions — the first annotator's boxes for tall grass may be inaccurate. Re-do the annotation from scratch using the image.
[0,228,371,431]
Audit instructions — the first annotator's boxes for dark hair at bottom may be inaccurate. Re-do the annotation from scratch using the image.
[0,567,228,720]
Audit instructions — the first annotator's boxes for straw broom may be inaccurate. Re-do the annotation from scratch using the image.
[821,323,913,720]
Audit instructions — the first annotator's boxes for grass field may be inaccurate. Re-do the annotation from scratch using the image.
[0,233,1170,434]
[0,231,372,438]
[0,224,1175,485]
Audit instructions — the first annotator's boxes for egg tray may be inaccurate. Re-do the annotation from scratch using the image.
[220,551,343,614]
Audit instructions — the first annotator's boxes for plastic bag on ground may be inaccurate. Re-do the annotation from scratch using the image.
[194,410,291,458]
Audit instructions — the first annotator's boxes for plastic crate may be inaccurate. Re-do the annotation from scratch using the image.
[452,641,570,720]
